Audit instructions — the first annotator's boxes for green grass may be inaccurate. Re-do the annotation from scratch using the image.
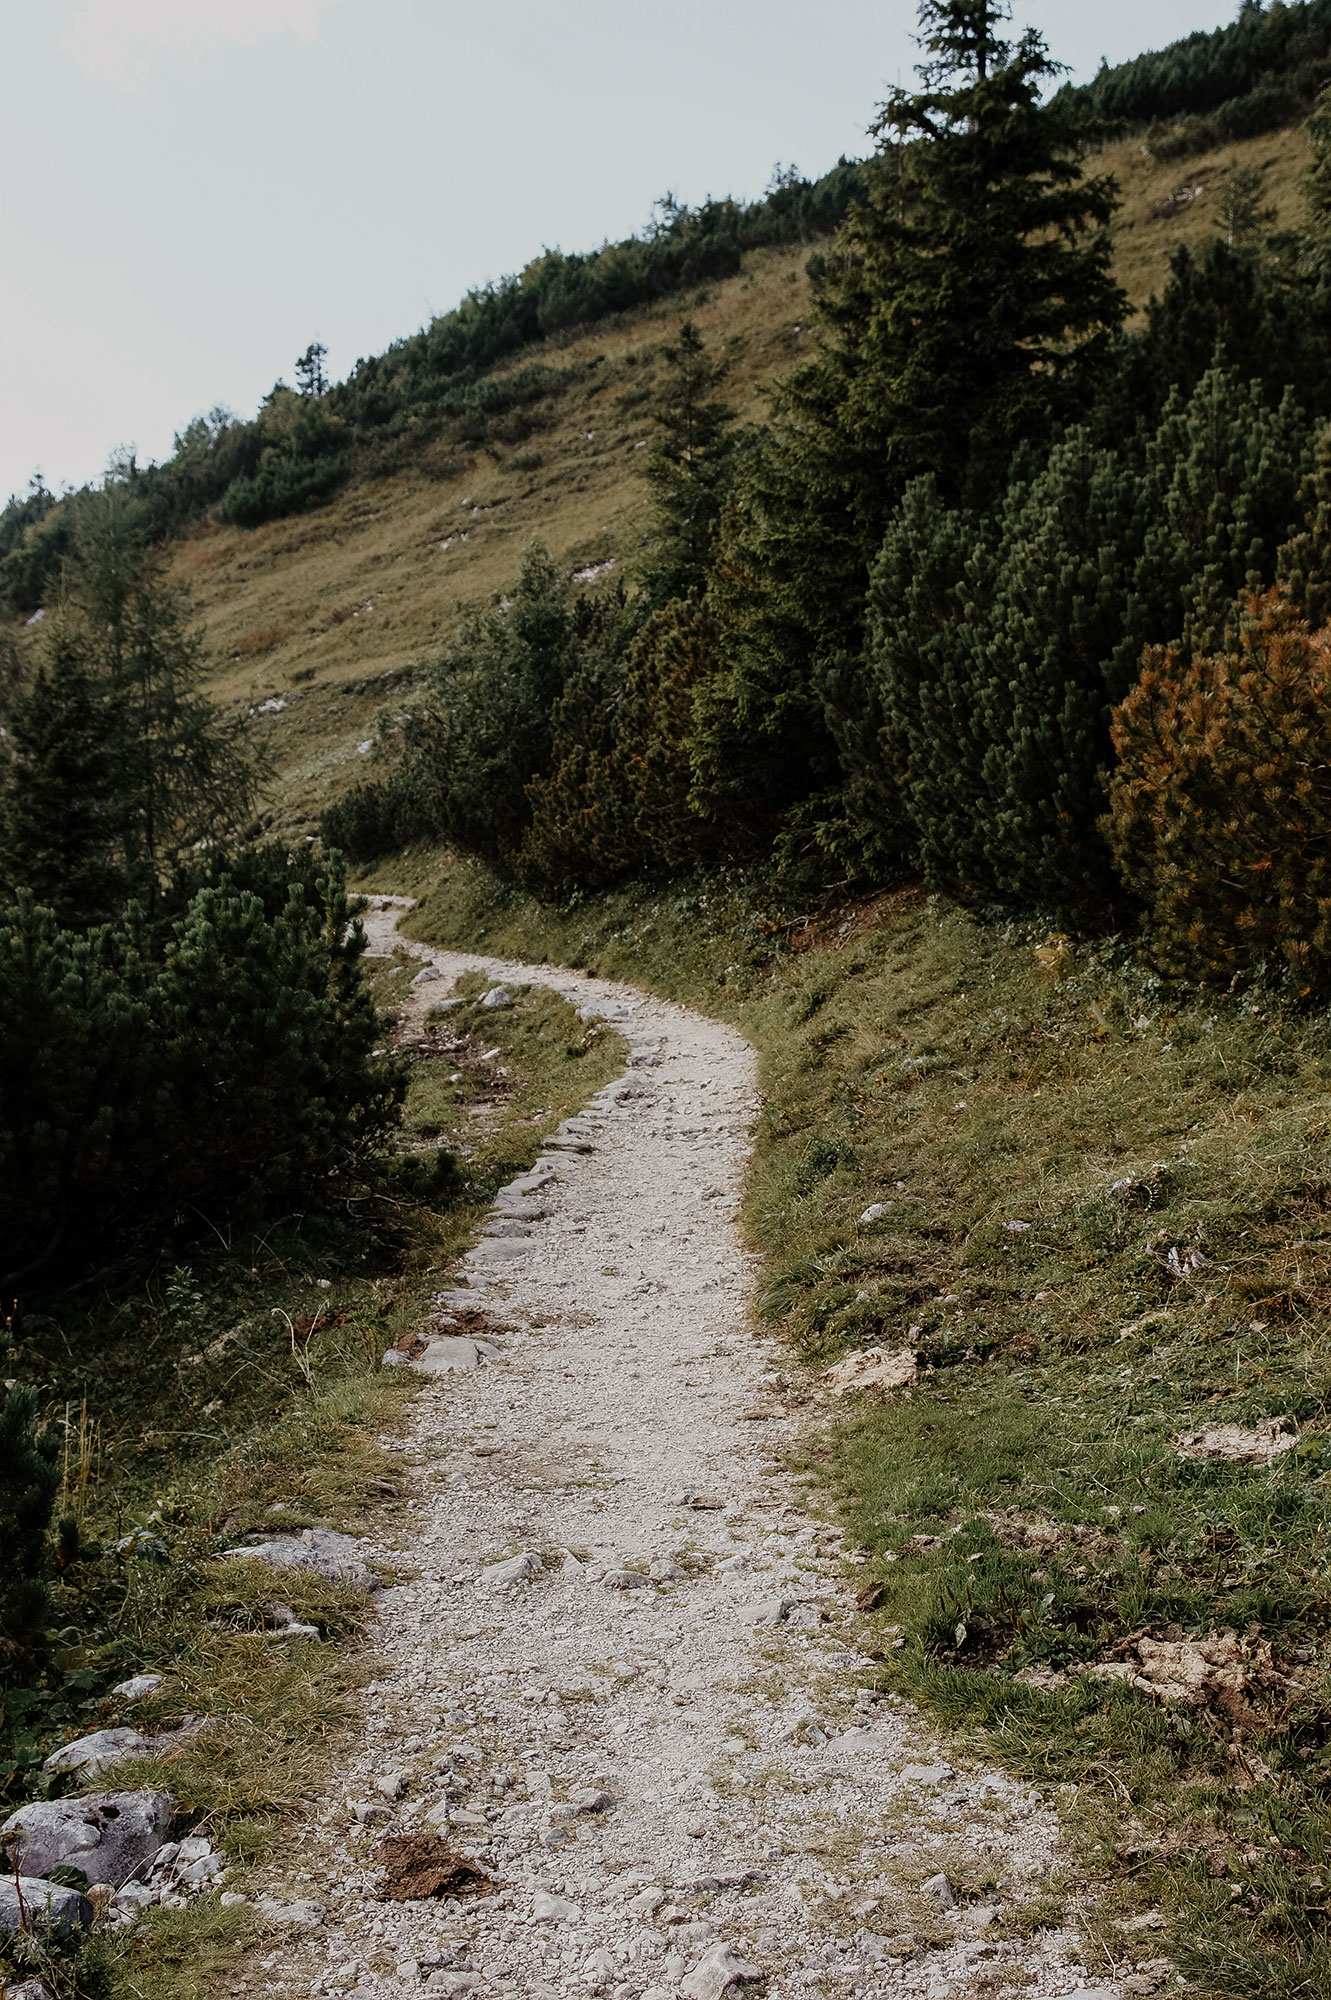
[0,950,623,2000]
[367,847,1331,1998]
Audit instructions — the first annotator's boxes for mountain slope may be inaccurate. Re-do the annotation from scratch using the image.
[33,114,1304,835]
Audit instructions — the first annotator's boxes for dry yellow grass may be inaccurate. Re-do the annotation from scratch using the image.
[1095,120,1312,316]
[170,119,1315,829]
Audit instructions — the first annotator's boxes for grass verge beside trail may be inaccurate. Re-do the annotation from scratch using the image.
[1,940,624,2000]
[372,847,1331,2000]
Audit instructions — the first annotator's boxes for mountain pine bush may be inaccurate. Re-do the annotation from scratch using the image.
[0,852,403,1288]
[1106,590,1331,992]
[865,368,1315,920]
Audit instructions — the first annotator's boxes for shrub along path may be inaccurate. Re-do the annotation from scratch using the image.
[250,907,1115,2000]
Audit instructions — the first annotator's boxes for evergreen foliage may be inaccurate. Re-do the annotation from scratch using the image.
[0,636,124,924]
[638,323,736,605]
[519,594,722,890]
[1105,238,1331,432]
[791,0,1124,515]
[324,549,642,871]
[0,850,404,1288]
[0,1384,59,1664]
[0,496,255,910]
[1106,589,1331,992]
[1061,0,1331,150]
[865,368,1314,918]
[1215,156,1278,249]
[682,0,1127,876]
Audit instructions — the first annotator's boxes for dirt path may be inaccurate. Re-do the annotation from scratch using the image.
[262,903,1114,2000]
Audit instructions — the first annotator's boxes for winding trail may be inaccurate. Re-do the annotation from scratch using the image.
[263,903,1114,2000]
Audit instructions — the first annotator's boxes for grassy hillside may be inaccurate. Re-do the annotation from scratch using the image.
[131,119,1316,836]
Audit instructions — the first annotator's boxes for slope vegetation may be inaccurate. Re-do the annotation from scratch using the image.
[137,118,1319,834]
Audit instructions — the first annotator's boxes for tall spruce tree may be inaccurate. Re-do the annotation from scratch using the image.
[793,0,1125,517]
[693,0,1125,879]
[638,321,736,605]
[0,634,125,922]
[70,492,255,890]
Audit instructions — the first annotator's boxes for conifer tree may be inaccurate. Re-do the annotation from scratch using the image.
[0,634,125,922]
[793,0,1125,514]
[1215,158,1275,252]
[638,322,735,605]
[66,491,256,891]
[692,0,1125,878]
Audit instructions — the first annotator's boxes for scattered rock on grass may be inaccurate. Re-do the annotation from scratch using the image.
[110,1674,163,1702]
[922,1872,956,1910]
[225,1528,376,1591]
[1175,1417,1296,1465]
[822,1347,917,1396]
[42,1729,147,1778]
[479,986,513,1009]
[1085,1628,1274,1712]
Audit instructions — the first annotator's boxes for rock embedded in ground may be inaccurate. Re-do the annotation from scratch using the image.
[41,1729,147,1778]
[413,1336,484,1375]
[822,1345,918,1395]
[531,1890,581,1921]
[479,986,513,1009]
[110,1674,163,1703]
[256,1894,327,1927]
[0,1877,93,1935]
[680,1943,762,2000]
[0,1789,172,1887]
[480,1550,542,1588]
[224,1528,376,1591]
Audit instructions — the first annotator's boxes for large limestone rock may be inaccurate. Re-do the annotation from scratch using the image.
[1,1789,172,1888]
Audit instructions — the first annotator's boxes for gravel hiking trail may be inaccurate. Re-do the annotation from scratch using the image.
[258,901,1120,2000]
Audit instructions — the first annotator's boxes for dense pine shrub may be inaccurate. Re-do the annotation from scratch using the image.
[864,369,1315,919]
[1106,590,1331,992]
[1061,0,1331,140]
[520,595,723,890]
[219,448,349,527]
[0,851,404,1288]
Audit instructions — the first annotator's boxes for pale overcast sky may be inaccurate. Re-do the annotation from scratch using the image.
[2,0,1238,504]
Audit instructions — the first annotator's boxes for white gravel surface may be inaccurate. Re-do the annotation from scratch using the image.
[254,901,1134,2000]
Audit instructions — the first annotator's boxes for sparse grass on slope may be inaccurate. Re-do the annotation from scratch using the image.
[375,847,1331,1999]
